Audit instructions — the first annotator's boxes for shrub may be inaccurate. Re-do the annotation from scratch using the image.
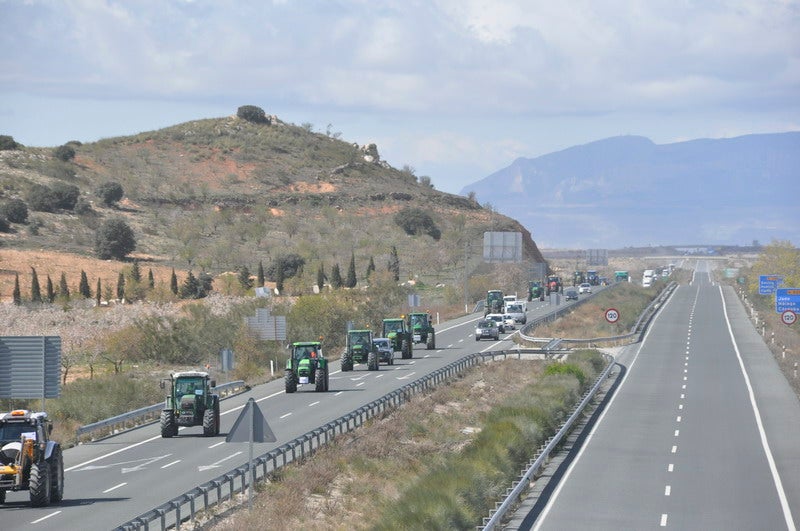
[266,254,305,281]
[96,181,124,206]
[544,362,586,388]
[237,105,269,124]
[26,184,59,212]
[94,218,136,260]
[394,207,441,240]
[0,135,21,150]
[0,217,10,233]
[51,182,80,210]
[53,144,76,161]
[2,198,29,223]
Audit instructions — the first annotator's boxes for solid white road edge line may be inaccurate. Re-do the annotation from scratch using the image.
[31,511,62,524]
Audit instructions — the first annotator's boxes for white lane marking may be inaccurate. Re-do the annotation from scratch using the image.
[671,445,678,454]
[677,416,682,422]
[66,435,163,472]
[397,372,417,380]
[459,338,465,343]
[198,451,243,472]
[682,384,686,389]
[683,376,687,381]
[356,382,365,387]
[122,454,172,474]
[409,361,416,365]
[335,391,344,397]
[678,404,683,410]
[280,412,292,419]
[447,344,453,348]
[161,460,181,469]
[674,430,680,437]
[103,482,127,493]
[533,284,679,531]
[719,286,797,531]
[31,511,62,524]
[424,354,430,358]
[665,485,671,496]
[376,374,384,378]
[309,401,320,407]
[680,394,685,399]
[668,463,674,472]
[209,441,225,449]
[660,514,668,527]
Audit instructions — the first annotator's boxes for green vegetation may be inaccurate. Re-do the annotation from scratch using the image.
[96,181,124,206]
[94,218,136,260]
[53,144,76,162]
[236,104,269,124]
[394,206,442,240]
[1,198,29,223]
[0,135,21,150]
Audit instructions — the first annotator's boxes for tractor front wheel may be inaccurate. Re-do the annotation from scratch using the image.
[30,461,52,507]
[49,445,64,503]
[160,410,177,438]
[0,488,6,504]
[285,369,298,393]
[367,351,379,371]
[213,398,221,435]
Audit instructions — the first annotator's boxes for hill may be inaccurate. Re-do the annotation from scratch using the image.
[0,110,545,300]
[461,132,800,248]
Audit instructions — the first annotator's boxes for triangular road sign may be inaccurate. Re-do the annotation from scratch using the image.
[226,398,277,443]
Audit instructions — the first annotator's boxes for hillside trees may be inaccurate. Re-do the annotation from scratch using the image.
[237,105,269,124]
[94,218,136,260]
[346,252,357,288]
[0,135,21,150]
[53,144,76,162]
[1,199,28,223]
[394,207,441,240]
[388,245,400,281]
[96,181,124,206]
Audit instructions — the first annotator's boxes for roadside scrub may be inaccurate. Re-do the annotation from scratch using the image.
[208,350,605,531]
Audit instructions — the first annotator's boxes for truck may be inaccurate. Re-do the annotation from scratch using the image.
[642,269,655,287]
[615,271,629,282]
[341,330,378,371]
[160,371,220,438]
[407,312,436,350]
[485,290,504,315]
[0,410,64,506]
[285,341,330,391]
[505,301,527,324]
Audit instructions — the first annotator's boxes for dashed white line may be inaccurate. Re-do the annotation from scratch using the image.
[103,482,127,493]
[671,445,678,454]
[335,391,344,397]
[678,404,683,410]
[209,441,226,449]
[161,459,181,469]
[674,430,680,437]
[660,514,668,526]
[376,374,384,378]
[680,394,685,399]
[280,412,292,419]
[31,511,62,524]
[677,416,682,422]
[665,485,671,496]
[309,401,320,407]
[668,463,674,472]
[356,382,365,387]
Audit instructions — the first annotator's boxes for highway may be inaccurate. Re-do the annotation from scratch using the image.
[0,292,579,530]
[514,264,800,530]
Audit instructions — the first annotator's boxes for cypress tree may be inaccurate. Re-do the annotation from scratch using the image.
[275,263,285,294]
[388,245,400,281]
[316,263,325,290]
[330,264,343,289]
[366,256,376,280]
[170,268,179,295]
[257,260,265,287]
[96,278,102,305]
[59,272,70,299]
[46,275,55,303]
[79,270,91,298]
[12,273,21,305]
[131,259,142,283]
[180,271,199,299]
[116,271,125,300]
[345,252,357,288]
[147,269,155,289]
[237,265,253,289]
[30,267,42,303]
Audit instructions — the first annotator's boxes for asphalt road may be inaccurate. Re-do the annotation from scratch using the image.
[516,263,800,530]
[0,291,590,530]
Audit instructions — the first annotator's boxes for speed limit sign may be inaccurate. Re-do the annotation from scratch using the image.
[605,308,620,323]
[782,310,797,326]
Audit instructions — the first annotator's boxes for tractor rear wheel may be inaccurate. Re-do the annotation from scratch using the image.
[341,351,353,371]
[214,400,221,435]
[160,410,177,438]
[285,369,298,393]
[0,488,6,504]
[315,367,327,392]
[30,461,51,507]
[49,445,64,502]
[203,408,217,436]
[426,331,435,350]
[401,339,411,359]
[367,351,379,371]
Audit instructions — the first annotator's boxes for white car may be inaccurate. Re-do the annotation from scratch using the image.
[579,283,592,294]
[485,313,507,333]
[502,314,516,330]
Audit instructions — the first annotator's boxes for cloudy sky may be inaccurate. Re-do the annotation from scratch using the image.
[1,0,798,194]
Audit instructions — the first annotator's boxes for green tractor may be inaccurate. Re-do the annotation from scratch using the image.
[382,318,413,359]
[485,290,504,316]
[341,330,378,372]
[285,341,329,392]
[407,312,436,349]
[528,281,545,302]
[160,371,220,438]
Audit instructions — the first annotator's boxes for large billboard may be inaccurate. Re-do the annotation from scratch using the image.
[483,232,522,263]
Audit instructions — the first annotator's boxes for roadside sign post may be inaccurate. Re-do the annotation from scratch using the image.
[776,288,800,315]
[227,398,277,508]
[759,275,784,295]
[781,310,797,326]
[605,308,620,324]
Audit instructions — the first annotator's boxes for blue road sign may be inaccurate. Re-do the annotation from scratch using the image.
[759,275,784,295]
[776,288,800,313]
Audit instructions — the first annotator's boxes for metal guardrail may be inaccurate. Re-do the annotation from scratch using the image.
[480,352,616,530]
[75,380,248,443]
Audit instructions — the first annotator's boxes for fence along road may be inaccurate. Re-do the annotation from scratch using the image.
[1,293,578,531]
[520,266,800,530]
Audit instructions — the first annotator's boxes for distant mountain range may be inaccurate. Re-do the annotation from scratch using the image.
[461,132,800,249]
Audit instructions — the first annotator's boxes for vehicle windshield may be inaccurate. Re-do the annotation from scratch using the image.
[373,340,390,349]
[478,320,494,328]
[384,321,403,333]
[0,421,34,442]
[176,378,204,396]
[410,315,427,327]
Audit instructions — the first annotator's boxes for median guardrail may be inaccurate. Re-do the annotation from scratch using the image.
[76,380,248,444]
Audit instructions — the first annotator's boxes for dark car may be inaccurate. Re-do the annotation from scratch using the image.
[565,289,579,301]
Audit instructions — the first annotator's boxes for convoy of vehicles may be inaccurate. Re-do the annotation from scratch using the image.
[372,338,395,365]
[342,329,378,371]
[0,410,64,506]
[407,312,436,350]
[160,371,220,437]
[382,318,413,359]
[285,341,330,391]
[485,290,504,315]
